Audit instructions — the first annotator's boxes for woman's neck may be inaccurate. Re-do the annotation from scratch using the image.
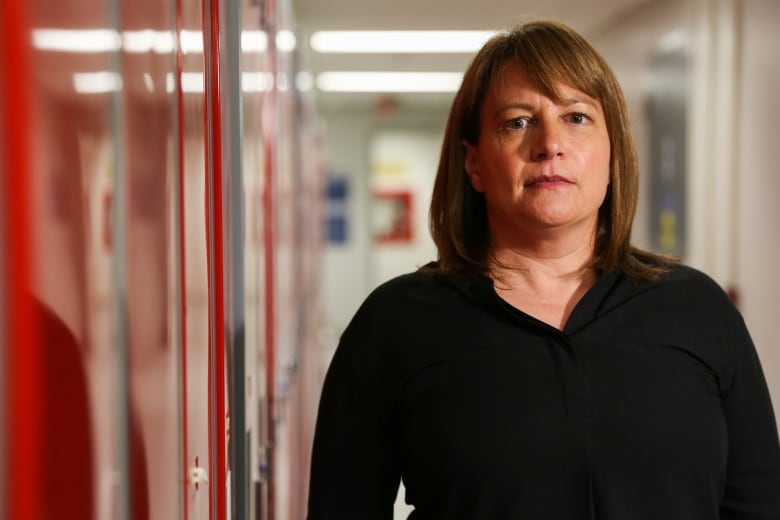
[489,229,596,280]
[488,236,598,329]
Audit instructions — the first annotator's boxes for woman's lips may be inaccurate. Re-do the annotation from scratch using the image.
[524,175,573,187]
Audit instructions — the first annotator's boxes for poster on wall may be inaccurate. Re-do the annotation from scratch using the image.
[325,175,349,245]
[371,190,413,243]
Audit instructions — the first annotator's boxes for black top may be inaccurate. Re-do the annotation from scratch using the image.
[307,264,780,519]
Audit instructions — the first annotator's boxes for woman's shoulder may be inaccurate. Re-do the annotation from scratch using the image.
[336,267,470,377]
[625,249,723,290]
[344,263,481,339]
[636,262,738,313]
[370,267,441,295]
[659,263,729,292]
[357,265,462,317]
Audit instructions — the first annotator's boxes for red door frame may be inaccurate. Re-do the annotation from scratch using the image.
[0,1,42,519]
[174,0,191,517]
[202,0,227,517]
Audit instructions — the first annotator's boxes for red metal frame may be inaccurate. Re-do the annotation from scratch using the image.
[174,0,190,518]
[203,0,227,516]
[0,0,42,518]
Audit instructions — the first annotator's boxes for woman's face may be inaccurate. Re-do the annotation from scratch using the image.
[464,61,611,246]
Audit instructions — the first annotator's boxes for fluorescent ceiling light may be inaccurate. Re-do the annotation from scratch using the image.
[241,30,296,52]
[172,72,205,93]
[180,30,204,54]
[71,71,275,95]
[33,28,271,54]
[167,72,275,93]
[316,71,463,93]
[73,72,122,93]
[296,71,314,92]
[122,30,175,53]
[242,72,274,92]
[241,30,268,52]
[310,30,496,53]
[33,29,121,52]
[276,30,297,52]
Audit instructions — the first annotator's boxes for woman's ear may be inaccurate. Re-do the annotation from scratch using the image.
[462,141,484,192]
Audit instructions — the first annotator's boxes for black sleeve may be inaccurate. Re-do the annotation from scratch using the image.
[306,307,401,519]
[720,312,780,519]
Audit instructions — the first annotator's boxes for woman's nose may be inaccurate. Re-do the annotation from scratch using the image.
[529,122,563,160]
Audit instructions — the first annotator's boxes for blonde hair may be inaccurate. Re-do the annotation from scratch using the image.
[428,20,673,279]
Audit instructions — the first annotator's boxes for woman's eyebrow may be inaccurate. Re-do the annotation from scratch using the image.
[492,102,534,118]
[561,96,598,109]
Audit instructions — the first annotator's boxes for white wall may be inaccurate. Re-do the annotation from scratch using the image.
[318,109,446,356]
[368,129,440,287]
[318,110,374,355]
[736,0,780,418]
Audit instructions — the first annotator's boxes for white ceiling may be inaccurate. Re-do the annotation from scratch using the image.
[291,0,653,112]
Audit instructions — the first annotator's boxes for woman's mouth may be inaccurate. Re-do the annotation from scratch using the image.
[524,175,573,187]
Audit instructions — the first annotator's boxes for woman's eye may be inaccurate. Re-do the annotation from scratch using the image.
[568,113,590,124]
[504,117,529,130]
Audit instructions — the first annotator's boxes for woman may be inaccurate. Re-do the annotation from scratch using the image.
[307,20,780,519]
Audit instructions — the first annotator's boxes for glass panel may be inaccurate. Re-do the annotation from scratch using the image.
[237,0,271,518]
[119,0,182,517]
[272,15,295,520]
[220,0,244,511]
[223,0,248,517]
[27,0,122,518]
[179,0,211,518]
[269,5,327,517]
[273,4,327,516]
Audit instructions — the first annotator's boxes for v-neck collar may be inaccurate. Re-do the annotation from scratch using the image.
[446,268,624,335]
